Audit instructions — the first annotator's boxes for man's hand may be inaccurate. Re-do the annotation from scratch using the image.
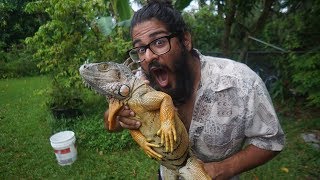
[200,145,279,179]
[104,105,141,131]
[201,161,230,179]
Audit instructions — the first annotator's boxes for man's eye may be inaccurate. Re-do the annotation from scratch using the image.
[154,39,165,46]
[137,47,146,54]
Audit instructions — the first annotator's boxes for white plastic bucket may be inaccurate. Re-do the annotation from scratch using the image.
[50,131,77,166]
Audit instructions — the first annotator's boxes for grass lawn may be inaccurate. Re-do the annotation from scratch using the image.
[0,76,319,179]
[0,76,158,179]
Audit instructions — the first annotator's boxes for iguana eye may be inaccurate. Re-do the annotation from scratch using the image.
[98,63,109,71]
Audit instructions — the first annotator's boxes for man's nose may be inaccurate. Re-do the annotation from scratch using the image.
[143,48,158,63]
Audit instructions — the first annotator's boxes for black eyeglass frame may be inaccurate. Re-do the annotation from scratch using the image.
[128,33,179,63]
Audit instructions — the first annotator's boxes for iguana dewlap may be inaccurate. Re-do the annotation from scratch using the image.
[79,61,210,179]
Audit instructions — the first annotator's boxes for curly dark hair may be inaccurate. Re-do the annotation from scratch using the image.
[130,0,189,41]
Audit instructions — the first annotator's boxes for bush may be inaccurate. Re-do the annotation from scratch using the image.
[25,0,131,113]
[289,52,320,107]
[0,45,40,78]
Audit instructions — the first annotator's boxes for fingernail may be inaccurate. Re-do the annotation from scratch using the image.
[136,121,141,127]
[130,111,135,116]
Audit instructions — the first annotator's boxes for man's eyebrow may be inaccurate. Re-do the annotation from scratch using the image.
[132,30,169,47]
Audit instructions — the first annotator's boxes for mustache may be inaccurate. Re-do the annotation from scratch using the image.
[147,60,170,73]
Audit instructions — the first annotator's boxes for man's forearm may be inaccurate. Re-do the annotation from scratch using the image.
[203,145,280,179]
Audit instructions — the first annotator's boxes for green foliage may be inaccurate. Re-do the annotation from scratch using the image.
[0,76,158,179]
[289,52,320,106]
[48,114,134,152]
[242,116,320,179]
[110,0,132,21]
[0,44,40,78]
[174,0,193,11]
[262,0,320,107]
[0,0,45,79]
[25,0,132,110]
[76,115,134,151]
[183,6,224,52]
[0,0,43,49]
[284,1,320,107]
[1,76,319,179]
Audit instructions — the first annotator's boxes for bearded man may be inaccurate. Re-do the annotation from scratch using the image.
[104,1,285,179]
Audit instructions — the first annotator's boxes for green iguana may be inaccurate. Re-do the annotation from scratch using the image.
[79,61,211,180]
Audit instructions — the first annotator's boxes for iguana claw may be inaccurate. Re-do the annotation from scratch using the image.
[157,120,177,153]
[130,130,163,160]
[143,142,163,161]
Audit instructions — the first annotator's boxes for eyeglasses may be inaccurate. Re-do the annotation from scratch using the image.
[128,33,178,63]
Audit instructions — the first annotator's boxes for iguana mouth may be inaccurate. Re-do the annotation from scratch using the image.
[150,67,169,88]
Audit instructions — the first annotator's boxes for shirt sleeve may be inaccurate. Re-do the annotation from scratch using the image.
[244,76,285,151]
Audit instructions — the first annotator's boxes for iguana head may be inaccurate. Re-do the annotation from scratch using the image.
[79,62,134,100]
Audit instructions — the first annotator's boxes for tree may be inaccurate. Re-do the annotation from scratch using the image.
[0,0,44,51]
[183,5,224,53]
[132,0,193,11]
[188,0,276,59]
[262,0,320,107]
[237,0,276,61]
[25,0,133,114]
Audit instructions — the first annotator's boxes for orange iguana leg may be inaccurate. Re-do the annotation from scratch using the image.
[108,98,124,130]
[139,91,177,153]
[130,130,163,160]
[156,94,177,153]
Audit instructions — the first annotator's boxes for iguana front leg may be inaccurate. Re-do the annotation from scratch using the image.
[108,98,162,160]
[140,91,177,153]
[130,130,163,160]
[107,98,124,130]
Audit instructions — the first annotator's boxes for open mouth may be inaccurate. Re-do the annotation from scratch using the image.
[150,67,169,88]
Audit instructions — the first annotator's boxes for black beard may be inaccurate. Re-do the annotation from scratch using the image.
[145,49,195,106]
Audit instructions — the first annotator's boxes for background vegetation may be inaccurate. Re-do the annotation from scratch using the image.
[1,76,319,179]
[1,0,319,179]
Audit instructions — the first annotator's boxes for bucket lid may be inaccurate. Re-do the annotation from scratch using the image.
[50,131,75,144]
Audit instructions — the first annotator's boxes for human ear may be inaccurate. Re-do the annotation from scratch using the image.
[183,32,192,51]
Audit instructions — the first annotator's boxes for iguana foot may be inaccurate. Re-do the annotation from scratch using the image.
[143,142,163,160]
[157,120,177,153]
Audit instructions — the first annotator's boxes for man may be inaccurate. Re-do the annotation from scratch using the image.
[104,1,285,179]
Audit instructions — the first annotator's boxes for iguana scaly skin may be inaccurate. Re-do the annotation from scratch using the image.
[79,61,211,180]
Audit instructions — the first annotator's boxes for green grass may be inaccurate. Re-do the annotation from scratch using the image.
[241,117,320,179]
[0,76,319,179]
[0,76,158,179]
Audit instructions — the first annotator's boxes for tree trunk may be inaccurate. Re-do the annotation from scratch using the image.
[238,0,275,61]
[238,32,249,62]
[222,0,236,58]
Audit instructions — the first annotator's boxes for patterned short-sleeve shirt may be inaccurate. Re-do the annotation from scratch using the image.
[189,52,285,163]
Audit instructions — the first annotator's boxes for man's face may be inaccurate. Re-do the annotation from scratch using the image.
[131,18,194,105]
